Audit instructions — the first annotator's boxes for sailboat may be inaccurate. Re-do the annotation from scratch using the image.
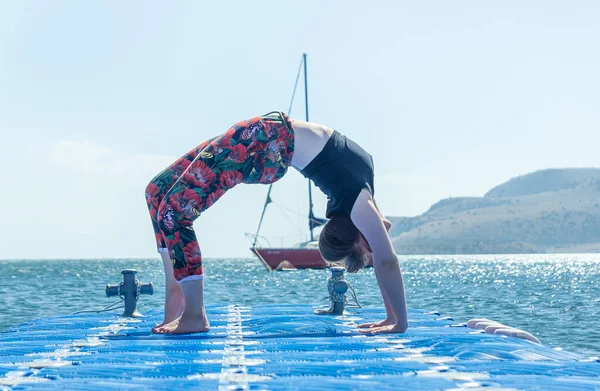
[248,54,329,271]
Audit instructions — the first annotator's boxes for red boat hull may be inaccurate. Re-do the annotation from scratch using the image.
[251,247,327,270]
[250,247,373,271]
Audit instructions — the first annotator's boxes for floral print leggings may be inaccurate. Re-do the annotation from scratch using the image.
[145,112,294,281]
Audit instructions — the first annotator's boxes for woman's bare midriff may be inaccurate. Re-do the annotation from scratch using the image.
[289,119,334,171]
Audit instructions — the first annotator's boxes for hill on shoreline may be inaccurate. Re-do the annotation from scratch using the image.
[388,168,600,254]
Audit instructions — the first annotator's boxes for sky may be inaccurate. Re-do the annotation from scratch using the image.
[1,1,599,259]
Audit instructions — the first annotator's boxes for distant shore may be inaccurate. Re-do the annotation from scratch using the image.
[389,168,600,255]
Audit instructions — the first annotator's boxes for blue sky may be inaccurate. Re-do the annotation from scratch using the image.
[1,1,599,259]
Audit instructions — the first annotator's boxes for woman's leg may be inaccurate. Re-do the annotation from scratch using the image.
[145,138,217,327]
[145,137,218,252]
[152,126,246,334]
[154,113,294,334]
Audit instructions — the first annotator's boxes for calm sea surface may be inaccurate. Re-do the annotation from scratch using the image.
[1,254,599,357]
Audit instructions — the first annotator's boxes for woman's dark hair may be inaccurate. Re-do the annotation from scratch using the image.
[318,214,366,273]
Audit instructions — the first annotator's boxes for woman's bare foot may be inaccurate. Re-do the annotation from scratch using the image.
[152,285,185,332]
[359,320,408,335]
[152,311,210,334]
[152,278,208,334]
[357,318,394,329]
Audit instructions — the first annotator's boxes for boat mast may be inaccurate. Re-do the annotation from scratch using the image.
[303,53,316,242]
[252,54,320,248]
[252,186,272,248]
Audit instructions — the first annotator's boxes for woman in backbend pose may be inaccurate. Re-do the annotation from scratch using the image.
[145,111,408,335]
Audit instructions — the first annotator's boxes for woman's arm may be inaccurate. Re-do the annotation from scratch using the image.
[351,190,408,333]
[372,198,392,232]
[357,261,397,328]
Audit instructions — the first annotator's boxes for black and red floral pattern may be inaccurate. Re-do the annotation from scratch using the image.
[145,112,294,280]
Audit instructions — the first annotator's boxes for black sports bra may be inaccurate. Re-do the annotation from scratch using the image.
[300,130,374,218]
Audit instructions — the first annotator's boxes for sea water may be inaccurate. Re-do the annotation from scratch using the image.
[0,254,598,357]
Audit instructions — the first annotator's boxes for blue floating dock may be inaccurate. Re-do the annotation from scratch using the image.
[1,305,599,390]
